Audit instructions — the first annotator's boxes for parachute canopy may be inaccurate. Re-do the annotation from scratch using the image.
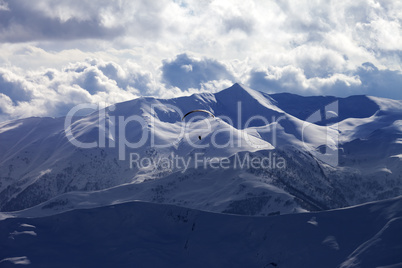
[182,109,215,121]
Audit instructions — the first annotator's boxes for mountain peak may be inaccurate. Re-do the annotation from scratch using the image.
[223,82,251,93]
[216,83,282,113]
[231,82,244,88]
[217,83,259,99]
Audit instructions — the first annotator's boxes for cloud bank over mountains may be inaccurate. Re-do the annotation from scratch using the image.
[0,0,401,121]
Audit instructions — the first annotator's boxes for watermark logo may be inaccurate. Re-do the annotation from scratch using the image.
[302,100,339,167]
[64,99,340,172]
[129,151,286,172]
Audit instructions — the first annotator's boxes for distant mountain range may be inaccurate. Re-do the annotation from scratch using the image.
[1,83,402,267]
[1,195,402,267]
[0,83,401,216]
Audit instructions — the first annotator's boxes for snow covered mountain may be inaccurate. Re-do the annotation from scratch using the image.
[0,83,401,216]
[1,196,402,267]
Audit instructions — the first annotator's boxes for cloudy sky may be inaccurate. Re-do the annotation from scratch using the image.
[0,0,401,121]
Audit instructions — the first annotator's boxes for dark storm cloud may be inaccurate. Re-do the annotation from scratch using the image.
[0,0,169,42]
[248,71,284,94]
[161,53,234,90]
[0,1,124,42]
[222,16,254,34]
[354,62,402,100]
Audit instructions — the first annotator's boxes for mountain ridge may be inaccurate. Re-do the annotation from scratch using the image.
[0,83,401,215]
[1,195,402,267]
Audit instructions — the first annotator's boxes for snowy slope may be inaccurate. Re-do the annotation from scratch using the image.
[0,83,401,215]
[1,196,402,268]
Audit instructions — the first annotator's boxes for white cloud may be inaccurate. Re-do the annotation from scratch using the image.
[248,65,362,95]
[0,60,147,121]
[161,53,234,90]
[0,0,401,121]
